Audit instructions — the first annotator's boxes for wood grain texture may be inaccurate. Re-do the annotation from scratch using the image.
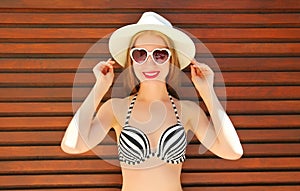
[1,158,299,174]
[0,0,299,11]
[0,0,299,190]
[0,172,299,188]
[0,28,300,42]
[4,186,300,191]
[0,129,299,146]
[0,58,299,72]
[0,144,299,160]
[0,13,300,27]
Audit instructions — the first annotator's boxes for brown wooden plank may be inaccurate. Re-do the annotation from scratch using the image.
[0,129,299,145]
[0,73,94,87]
[0,102,76,116]
[0,0,299,11]
[0,1,298,191]
[0,145,112,159]
[0,58,95,72]
[0,174,121,188]
[1,158,299,174]
[0,116,70,131]
[1,28,300,42]
[224,86,300,100]
[5,186,300,191]
[1,58,299,72]
[185,186,300,191]
[0,144,298,160]
[224,100,300,115]
[0,115,298,131]
[219,72,300,86]
[213,57,300,72]
[237,129,300,143]
[0,100,299,116]
[181,172,300,185]
[230,115,300,129]
[0,172,299,188]
[0,86,299,101]
[1,43,300,56]
[0,72,299,87]
[0,160,120,174]
[0,13,299,27]
[183,158,300,171]
[0,88,89,102]
[202,43,300,56]
[9,189,120,191]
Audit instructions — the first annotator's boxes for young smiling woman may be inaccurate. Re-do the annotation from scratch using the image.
[61,12,243,191]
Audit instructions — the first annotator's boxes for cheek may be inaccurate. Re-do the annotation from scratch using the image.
[132,64,144,81]
[160,63,170,78]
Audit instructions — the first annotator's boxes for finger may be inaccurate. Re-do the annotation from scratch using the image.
[98,63,106,71]
[190,65,196,77]
[100,64,110,75]
[107,58,116,64]
[104,59,116,69]
[107,62,115,69]
[191,61,208,73]
[195,63,212,74]
[190,59,198,65]
[106,59,114,73]
[192,65,203,77]
[108,64,114,74]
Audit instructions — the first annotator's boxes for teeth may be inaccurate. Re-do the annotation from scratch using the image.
[145,72,158,76]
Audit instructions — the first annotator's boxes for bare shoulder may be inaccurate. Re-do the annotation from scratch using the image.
[106,96,132,131]
[179,99,201,115]
[109,96,131,111]
[102,96,131,111]
[178,99,206,130]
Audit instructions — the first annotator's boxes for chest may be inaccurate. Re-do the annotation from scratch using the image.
[115,98,189,165]
[131,102,179,133]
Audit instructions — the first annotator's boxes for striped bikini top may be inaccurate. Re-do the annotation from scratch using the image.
[118,94,187,165]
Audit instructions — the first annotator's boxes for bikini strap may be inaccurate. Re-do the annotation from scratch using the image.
[125,94,181,126]
[124,94,138,126]
[168,94,181,124]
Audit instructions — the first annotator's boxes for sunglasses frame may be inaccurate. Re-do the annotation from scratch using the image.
[130,47,171,65]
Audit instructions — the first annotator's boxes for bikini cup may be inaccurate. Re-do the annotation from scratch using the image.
[118,94,187,165]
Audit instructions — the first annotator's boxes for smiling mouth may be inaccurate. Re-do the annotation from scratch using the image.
[142,71,160,79]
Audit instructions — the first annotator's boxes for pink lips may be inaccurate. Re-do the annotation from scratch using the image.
[142,71,160,79]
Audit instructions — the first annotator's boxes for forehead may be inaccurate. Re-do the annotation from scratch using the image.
[134,33,167,48]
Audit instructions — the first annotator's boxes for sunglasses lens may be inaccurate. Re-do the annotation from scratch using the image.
[132,49,147,64]
[153,49,170,64]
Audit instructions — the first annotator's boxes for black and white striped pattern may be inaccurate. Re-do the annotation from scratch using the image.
[156,123,187,164]
[118,94,187,165]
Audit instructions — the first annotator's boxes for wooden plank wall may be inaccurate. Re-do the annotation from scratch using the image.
[0,0,299,190]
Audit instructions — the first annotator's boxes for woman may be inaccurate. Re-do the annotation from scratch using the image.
[61,12,243,191]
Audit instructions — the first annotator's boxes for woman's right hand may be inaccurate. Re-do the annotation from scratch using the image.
[93,58,115,89]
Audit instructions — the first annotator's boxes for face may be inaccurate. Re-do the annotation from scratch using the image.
[131,33,170,83]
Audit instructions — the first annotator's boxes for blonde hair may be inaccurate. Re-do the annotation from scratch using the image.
[123,30,180,98]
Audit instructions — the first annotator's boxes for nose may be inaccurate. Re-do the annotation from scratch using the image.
[145,54,156,65]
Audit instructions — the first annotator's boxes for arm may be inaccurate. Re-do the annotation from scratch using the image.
[189,60,243,160]
[61,59,115,154]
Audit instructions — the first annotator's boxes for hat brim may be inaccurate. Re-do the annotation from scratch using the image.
[109,24,195,70]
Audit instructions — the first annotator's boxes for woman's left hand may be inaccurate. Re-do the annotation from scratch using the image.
[190,59,215,95]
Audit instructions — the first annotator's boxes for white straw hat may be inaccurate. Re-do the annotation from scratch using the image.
[108,12,196,70]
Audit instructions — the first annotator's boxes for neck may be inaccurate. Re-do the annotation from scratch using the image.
[137,80,169,101]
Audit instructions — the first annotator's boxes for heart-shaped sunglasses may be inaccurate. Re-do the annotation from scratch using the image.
[130,48,171,65]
